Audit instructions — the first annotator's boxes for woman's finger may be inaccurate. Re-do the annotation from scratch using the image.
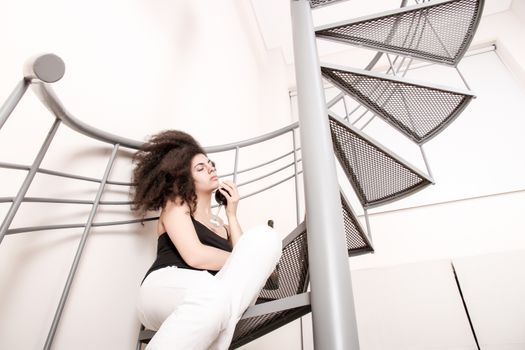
[219,183,239,201]
[221,180,235,190]
[220,181,238,195]
[218,187,231,198]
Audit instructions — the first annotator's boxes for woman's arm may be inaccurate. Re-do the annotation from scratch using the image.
[162,199,230,271]
[218,180,243,246]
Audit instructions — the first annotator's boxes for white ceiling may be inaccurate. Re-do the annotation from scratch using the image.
[249,0,513,65]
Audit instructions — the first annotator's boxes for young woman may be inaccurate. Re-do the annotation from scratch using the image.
[132,130,282,350]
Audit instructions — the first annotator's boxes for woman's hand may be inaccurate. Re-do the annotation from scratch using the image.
[218,180,240,218]
[218,180,242,246]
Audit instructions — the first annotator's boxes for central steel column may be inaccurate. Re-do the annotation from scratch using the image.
[290,1,360,349]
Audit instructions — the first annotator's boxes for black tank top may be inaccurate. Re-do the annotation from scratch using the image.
[143,217,232,282]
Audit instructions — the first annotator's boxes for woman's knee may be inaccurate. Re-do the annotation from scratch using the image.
[244,226,283,260]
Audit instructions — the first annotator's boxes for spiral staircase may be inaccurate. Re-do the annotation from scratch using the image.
[0,0,484,349]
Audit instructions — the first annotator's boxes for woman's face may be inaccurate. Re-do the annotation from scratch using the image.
[191,153,219,194]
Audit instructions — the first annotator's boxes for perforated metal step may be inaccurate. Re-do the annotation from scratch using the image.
[341,190,373,255]
[310,0,348,9]
[231,193,372,347]
[322,63,475,143]
[329,112,433,208]
[231,295,310,348]
[316,0,484,66]
[231,222,309,348]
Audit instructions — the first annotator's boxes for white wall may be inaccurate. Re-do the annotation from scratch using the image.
[454,250,525,350]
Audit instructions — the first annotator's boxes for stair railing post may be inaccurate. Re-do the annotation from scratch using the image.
[0,118,61,244]
[290,1,360,349]
[0,79,30,130]
[43,144,120,350]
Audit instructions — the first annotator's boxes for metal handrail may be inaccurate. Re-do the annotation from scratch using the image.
[0,197,131,205]
[0,161,133,186]
[31,81,300,154]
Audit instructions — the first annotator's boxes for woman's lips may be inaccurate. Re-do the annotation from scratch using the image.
[210,176,218,181]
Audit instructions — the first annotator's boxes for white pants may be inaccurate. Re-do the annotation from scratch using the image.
[137,225,283,350]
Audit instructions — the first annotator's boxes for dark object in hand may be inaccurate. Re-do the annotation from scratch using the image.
[263,218,279,290]
[214,187,230,206]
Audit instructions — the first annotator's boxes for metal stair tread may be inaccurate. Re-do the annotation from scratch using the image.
[329,111,434,208]
[315,0,484,66]
[321,62,475,144]
[309,0,348,9]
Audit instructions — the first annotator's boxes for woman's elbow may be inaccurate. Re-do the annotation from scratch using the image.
[183,252,205,269]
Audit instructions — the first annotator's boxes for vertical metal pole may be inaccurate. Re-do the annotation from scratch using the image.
[360,114,376,131]
[386,54,397,76]
[292,129,301,226]
[0,79,30,130]
[0,118,61,245]
[401,58,414,77]
[419,144,434,179]
[455,66,472,90]
[291,1,360,349]
[342,96,349,121]
[233,146,240,183]
[353,108,369,125]
[44,144,120,350]
[346,104,361,120]
[136,325,145,350]
[363,208,374,245]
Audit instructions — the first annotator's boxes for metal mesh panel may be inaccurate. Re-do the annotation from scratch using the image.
[230,305,311,349]
[316,0,483,65]
[309,0,348,9]
[322,65,474,143]
[329,115,431,207]
[257,229,309,301]
[341,193,372,253]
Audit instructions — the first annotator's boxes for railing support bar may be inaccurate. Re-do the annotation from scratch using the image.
[291,1,360,349]
[233,146,240,183]
[456,66,472,90]
[292,129,301,226]
[419,144,434,179]
[386,54,398,76]
[0,118,60,244]
[359,114,376,131]
[352,108,369,125]
[44,144,119,350]
[363,208,373,245]
[0,79,30,130]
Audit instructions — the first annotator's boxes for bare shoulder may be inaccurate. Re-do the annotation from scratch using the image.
[164,198,190,213]
[158,198,191,234]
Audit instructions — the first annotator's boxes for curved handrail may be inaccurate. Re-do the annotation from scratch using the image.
[30,81,299,153]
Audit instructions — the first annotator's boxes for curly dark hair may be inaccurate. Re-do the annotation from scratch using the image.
[131,130,206,216]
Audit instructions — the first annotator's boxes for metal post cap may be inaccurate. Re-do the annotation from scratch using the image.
[24,54,65,83]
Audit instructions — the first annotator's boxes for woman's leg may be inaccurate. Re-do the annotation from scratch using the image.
[137,267,231,350]
[209,225,283,350]
[137,226,282,350]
